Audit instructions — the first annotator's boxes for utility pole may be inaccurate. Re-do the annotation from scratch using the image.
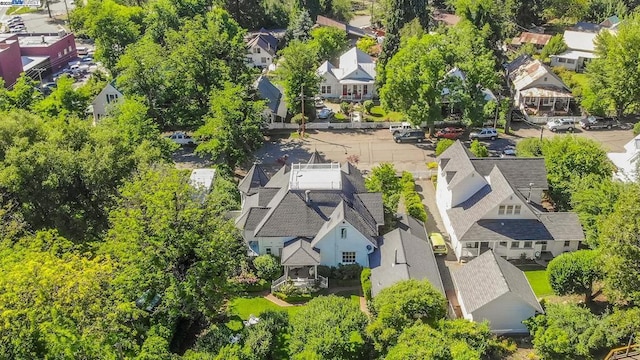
[33,68,46,83]
[296,84,314,139]
[62,0,72,31]
[46,0,52,18]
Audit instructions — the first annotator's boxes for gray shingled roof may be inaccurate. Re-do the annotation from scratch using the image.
[437,141,476,189]
[254,76,282,113]
[370,215,445,297]
[355,193,384,225]
[452,251,543,314]
[256,188,280,206]
[244,208,270,231]
[265,164,290,189]
[308,150,325,164]
[247,32,278,56]
[538,213,585,241]
[471,158,548,190]
[281,238,321,265]
[238,163,269,195]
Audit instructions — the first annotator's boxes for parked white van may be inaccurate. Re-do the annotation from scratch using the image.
[389,122,414,134]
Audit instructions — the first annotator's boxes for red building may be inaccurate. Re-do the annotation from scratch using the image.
[0,32,77,89]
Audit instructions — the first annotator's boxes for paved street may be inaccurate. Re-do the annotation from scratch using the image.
[1,0,74,34]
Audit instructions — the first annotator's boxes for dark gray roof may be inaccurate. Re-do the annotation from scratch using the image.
[256,188,280,206]
[538,213,585,241]
[247,32,278,55]
[254,76,283,114]
[505,54,532,74]
[571,21,601,32]
[471,158,548,190]
[370,215,445,297]
[308,149,325,164]
[281,238,320,265]
[452,251,543,314]
[244,208,270,231]
[238,163,269,195]
[355,193,384,225]
[265,164,290,189]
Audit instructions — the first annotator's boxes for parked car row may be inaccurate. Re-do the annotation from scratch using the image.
[3,16,27,33]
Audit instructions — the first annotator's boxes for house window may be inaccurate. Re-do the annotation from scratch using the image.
[342,251,356,264]
[64,48,68,55]
[265,247,272,255]
[253,47,261,54]
[524,241,532,248]
[69,45,72,52]
[58,52,62,58]
[543,77,548,82]
[558,58,566,63]
[498,205,505,215]
[499,241,508,247]
[564,241,571,247]
[261,57,267,63]
[543,98,550,105]
[511,242,520,248]
[340,228,347,239]
[567,59,576,64]
[514,205,521,215]
[506,205,514,214]
[466,242,478,248]
[321,85,332,94]
[363,85,368,95]
[106,93,119,104]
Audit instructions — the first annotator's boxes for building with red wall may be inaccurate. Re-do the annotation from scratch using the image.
[0,32,77,88]
[0,34,23,88]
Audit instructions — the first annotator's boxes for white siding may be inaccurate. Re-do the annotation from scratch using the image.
[255,237,293,257]
[450,173,487,207]
[92,84,123,123]
[467,293,538,334]
[313,221,373,267]
[246,45,273,68]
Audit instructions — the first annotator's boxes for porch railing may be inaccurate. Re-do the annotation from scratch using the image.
[319,275,328,288]
[270,275,329,292]
[271,275,288,293]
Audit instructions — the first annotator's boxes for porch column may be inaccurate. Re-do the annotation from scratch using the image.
[565,99,570,112]
[314,265,318,280]
[536,97,541,110]
[477,244,481,257]
[552,97,556,111]
[492,242,497,251]
[285,266,289,278]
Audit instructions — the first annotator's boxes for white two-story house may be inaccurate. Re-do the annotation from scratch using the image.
[317,47,377,101]
[435,141,584,261]
[246,30,278,69]
[607,134,640,183]
[236,151,384,289]
[89,80,124,124]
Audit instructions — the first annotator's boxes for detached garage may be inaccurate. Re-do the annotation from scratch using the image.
[452,250,543,334]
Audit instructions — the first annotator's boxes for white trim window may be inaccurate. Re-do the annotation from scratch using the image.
[321,85,332,94]
[340,228,347,239]
[342,251,356,264]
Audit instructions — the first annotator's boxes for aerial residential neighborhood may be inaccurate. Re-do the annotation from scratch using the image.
[2,0,640,359]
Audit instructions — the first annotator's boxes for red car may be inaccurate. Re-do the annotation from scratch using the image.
[435,127,464,139]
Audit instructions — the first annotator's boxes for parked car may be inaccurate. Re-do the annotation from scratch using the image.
[429,232,448,256]
[579,116,617,130]
[10,25,25,31]
[501,146,516,158]
[435,127,464,140]
[9,21,25,28]
[39,82,57,95]
[76,47,89,56]
[166,131,197,145]
[314,96,325,108]
[389,122,414,134]
[394,129,426,143]
[9,28,26,33]
[547,118,576,132]
[317,107,334,119]
[469,128,498,141]
[80,56,94,64]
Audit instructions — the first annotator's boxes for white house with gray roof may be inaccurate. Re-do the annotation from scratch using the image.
[246,30,279,69]
[369,214,445,297]
[435,141,584,261]
[452,250,543,334]
[235,151,384,290]
[317,47,376,101]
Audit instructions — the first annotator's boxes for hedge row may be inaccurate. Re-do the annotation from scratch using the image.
[361,267,372,301]
[400,172,427,222]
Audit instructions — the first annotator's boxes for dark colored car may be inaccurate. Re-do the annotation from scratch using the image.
[394,130,426,143]
[579,116,617,130]
[435,127,464,140]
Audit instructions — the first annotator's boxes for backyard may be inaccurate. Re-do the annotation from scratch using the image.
[524,270,554,298]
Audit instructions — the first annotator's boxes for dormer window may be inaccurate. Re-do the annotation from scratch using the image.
[253,47,261,54]
[340,228,347,239]
[499,205,521,215]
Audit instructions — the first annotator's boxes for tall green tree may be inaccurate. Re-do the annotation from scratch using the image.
[275,40,320,115]
[380,34,448,135]
[599,183,640,304]
[540,34,568,62]
[570,176,622,247]
[289,295,369,359]
[368,279,447,352]
[195,82,265,171]
[587,13,640,119]
[385,323,453,360]
[288,8,314,41]
[33,75,90,120]
[309,26,348,62]
[365,163,401,218]
[547,250,602,303]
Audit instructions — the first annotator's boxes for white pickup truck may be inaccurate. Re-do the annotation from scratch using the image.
[389,122,414,134]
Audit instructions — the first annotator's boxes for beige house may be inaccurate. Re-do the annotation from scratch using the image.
[89,81,123,124]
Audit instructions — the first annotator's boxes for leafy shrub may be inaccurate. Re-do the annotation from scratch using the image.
[470,140,489,157]
[253,255,282,281]
[291,113,309,124]
[435,139,455,156]
[317,265,331,278]
[361,267,372,301]
[242,310,289,360]
[400,172,427,222]
[278,281,298,296]
[426,161,438,169]
[363,100,374,114]
[273,292,313,303]
[634,122,640,135]
[333,263,363,280]
[243,279,270,292]
[340,101,350,114]
[193,324,234,353]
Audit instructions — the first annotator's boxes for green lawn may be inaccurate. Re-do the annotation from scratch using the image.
[366,105,404,122]
[6,6,37,15]
[524,270,554,297]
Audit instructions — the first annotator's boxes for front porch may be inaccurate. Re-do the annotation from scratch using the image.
[340,82,375,101]
[518,87,573,116]
[460,240,553,260]
[272,238,328,292]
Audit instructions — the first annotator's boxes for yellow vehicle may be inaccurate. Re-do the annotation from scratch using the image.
[430,232,448,256]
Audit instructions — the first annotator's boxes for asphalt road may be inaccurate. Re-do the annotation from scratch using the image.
[1,0,74,34]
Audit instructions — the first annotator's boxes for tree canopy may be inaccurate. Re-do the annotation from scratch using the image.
[547,250,602,303]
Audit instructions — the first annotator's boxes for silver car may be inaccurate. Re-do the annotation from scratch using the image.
[547,118,575,132]
[469,128,498,141]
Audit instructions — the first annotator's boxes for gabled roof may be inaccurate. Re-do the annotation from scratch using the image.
[452,250,543,314]
[254,75,283,114]
[432,10,461,26]
[308,149,325,164]
[247,31,278,56]
[238,163,270,195]
[369,215,445,297]
[563,30,598,52]
[318,47,376,82]
[470,158,548,190]
[316,15,375,38]
[512,32,552,47]
[506,55,569,92]
[436,140,476,189]
[92,80,124,106]
[264,164,290,189]
[281,238,320,265]
[442,67,496,102]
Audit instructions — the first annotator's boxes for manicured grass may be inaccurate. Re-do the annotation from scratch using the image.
[227,296,306,320]
[289,131,309,139]
[524,270,555,297]
[6,6,37,15]
[366,105,404,122]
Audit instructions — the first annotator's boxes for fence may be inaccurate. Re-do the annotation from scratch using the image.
[267,121,394,130]
[523,114,583,125]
